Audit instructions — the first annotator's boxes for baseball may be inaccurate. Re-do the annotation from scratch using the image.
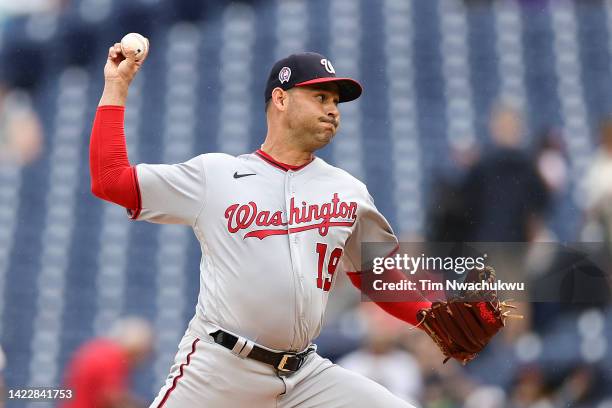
[120,33,149,61]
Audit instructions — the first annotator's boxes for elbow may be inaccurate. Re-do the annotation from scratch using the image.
[90,180,106,200]
[91,167,140,209]
[90,168,140,210]
[89,159,105,200]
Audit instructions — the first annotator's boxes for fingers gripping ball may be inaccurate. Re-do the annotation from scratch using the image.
[120,33,149,61]
[417,266,522,365]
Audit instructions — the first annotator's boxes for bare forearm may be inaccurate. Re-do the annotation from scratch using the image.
[99,81,129,107]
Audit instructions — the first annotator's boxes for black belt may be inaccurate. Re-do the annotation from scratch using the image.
[210,330,314,373]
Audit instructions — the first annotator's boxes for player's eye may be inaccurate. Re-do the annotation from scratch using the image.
[316,94,325,102]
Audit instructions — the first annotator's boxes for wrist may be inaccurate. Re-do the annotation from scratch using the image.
[99,81,129,106]
[103,80,129,93]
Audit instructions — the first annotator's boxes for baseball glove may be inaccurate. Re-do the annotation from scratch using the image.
[417,266,520,365]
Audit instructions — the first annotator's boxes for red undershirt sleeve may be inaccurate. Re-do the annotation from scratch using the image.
[89,106,141,216]
[346,268,431,327]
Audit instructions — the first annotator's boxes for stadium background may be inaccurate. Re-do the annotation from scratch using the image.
[1,0,612,406]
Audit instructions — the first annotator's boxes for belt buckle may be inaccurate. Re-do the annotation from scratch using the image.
[277,353,295,372]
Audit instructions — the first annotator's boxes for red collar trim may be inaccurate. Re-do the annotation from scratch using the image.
[255,149,314,172]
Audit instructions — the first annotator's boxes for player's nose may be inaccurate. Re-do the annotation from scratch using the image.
[326,103,339,121]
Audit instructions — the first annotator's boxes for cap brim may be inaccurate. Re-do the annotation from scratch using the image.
[295,77,363,103]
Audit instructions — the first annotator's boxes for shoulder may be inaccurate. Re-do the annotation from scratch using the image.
[189,153,244,172]
[197,152,238,165]
[315,157,369,194]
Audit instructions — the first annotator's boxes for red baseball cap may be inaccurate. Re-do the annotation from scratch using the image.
[264,52,363,103]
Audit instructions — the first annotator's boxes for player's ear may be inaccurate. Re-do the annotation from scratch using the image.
[271,88,289,112]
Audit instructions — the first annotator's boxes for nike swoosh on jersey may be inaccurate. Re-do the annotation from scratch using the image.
[233,172,257,179]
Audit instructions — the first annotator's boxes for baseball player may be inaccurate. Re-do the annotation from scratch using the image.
[90,39,508,407]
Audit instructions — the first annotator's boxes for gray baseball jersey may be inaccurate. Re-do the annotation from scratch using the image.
[134,150,397,352]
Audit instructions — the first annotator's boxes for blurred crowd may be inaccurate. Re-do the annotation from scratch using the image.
[60,317,154,408]
[0,0,65,22]
[0,83,43,167]
[331,303,612,408]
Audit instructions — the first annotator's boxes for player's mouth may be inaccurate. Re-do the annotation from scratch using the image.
[319,118,338,130]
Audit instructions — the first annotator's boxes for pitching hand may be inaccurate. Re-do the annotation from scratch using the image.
[104,40,149,87]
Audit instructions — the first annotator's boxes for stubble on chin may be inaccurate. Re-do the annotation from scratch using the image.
[312,129,335,148]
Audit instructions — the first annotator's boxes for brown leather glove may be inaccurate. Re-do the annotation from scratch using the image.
[417,266,519,364]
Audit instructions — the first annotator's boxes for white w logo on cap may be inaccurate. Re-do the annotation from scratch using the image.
[320,59,335,74]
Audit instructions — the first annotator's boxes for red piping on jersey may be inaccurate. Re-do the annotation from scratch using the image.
[89,106,142,216]
[255,149,314,172]
[157,338,200,407]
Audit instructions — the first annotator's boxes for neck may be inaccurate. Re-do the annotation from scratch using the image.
[260,140,314,167]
